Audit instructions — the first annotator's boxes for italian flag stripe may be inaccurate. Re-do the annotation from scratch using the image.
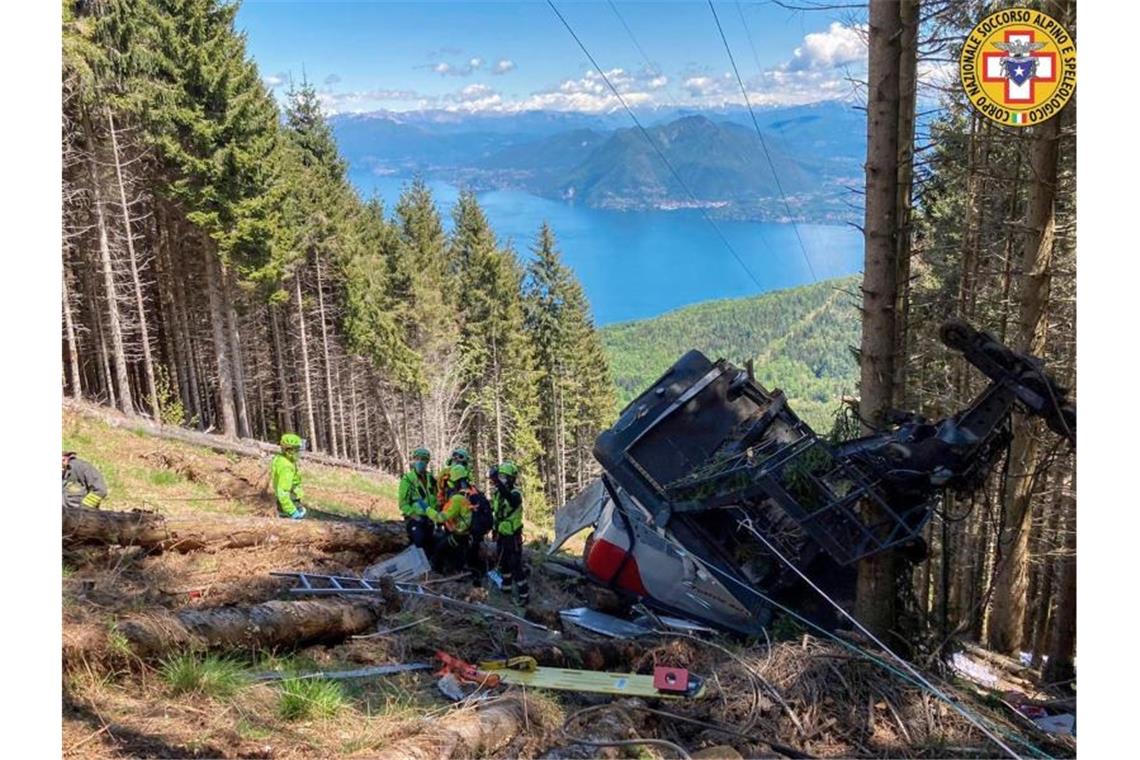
[1010,113,1026,125]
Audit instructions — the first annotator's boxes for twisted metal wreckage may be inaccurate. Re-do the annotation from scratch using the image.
[554,320,1076,636]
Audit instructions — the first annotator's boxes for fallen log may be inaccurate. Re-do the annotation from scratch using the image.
[117,595,401,658]
[374,698,525,760]
[63,506,406,554]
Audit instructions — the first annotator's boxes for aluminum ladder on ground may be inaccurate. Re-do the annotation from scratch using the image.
[271,571,389,596]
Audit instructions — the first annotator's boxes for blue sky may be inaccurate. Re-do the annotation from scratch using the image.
[235,1,873,114]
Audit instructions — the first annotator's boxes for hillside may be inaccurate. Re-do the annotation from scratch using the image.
[601,276,861,431]
[331,103,865,222]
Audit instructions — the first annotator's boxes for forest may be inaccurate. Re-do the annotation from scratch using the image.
[61,0,614,522]
[59,0,1078,755]
[850,0,1076,684]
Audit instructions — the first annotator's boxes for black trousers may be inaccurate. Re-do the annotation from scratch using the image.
[496,532,529,601]
[431,532,485,582]
[405,516,436,553]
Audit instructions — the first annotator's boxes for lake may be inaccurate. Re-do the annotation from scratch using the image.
[350,170,864,325]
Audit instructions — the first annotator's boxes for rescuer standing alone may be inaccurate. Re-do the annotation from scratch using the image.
[271,433,307,519]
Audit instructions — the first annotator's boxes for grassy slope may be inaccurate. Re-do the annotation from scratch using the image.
[601,276,861,431]
[62,407,400,521]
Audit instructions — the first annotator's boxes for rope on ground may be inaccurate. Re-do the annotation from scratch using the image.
[561,703,692,760]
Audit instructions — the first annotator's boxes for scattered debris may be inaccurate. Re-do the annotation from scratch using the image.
[251,662,432,682]
[1035,713,1075,736]
[950,650,1000,689]
[362,545,432,582]
[560,607,655,638]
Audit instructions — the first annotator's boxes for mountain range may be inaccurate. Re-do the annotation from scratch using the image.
[331,102,865,223]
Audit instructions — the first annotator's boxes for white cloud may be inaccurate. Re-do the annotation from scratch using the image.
[469,57,484,69]
[324,73,341,86]
[647,75,669,90]
[785,22,866,71]
[433,62,454,75]
[492,58,517,75]
[263,72,288,88]
[317,88,432,114]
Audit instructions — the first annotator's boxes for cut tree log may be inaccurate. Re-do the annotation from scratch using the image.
[63,506,406,554]
[117,596,401,658]
[373,698,525,760]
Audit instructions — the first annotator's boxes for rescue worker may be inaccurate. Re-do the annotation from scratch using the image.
[62,451,108,509]
[435,446,472,507]
[398,447,438,551]
[490,461,529,605]
[271,433,307,519]
[428,463,489,582]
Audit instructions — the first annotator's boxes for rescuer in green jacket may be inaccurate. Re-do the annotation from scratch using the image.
[62,451,108,509]
[271,433,306,519]
[490,460,529,605]
[399,447,438,551]
[428,463,489,581]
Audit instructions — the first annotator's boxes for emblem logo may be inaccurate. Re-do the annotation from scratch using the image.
[959,8,1076,127]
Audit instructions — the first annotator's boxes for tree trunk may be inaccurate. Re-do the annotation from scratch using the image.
[314,251,339,457]
[116,597,399,659]
[223,270,252,438]
[1042,470,1075,686]
[891,0,918,410]
[63,505,407,554]
[84,114,134,416]
[988,113,1061,654]
[855,0,906,640]
[373,699,525,760]
[107,109,159,419]
[62,271,83,400]
[203,245,238,437]
[294,272,319,448]
[269,304,294,434]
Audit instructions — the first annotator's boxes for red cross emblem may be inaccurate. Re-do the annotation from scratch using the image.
[981,30,1057,104]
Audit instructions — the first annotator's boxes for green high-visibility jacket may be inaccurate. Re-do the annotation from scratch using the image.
[433,491,473,535]
[63,456,108,509]
[271,453,304,516]
[492,483,523,536]
[398,469,438,518]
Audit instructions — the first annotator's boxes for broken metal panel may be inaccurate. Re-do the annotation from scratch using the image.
[550,478,608,555]
[559,607,653,639]
[363,545,432,582]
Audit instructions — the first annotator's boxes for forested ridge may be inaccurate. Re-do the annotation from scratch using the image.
[60,0,614,520]
[602,277,861,431]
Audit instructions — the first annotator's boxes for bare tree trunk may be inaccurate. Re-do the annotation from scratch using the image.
[84,114,134,416]
[988,114,1061,654]
[107,109,158,418]
[349,366,361,463]
[294,271,318,447]
[855,0,906,640]
[1042,470,1075,685]
[62,270,83,400]
[314,251,339,457]
[221,270,252,438]
[269,304,294,434]
[891,0,918,410]
[203,245,237,437]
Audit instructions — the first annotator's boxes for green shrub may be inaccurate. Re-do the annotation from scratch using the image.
[159,653,246,698]
[278,678,345,720]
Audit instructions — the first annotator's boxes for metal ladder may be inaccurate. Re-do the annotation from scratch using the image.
[271,571,390,596]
